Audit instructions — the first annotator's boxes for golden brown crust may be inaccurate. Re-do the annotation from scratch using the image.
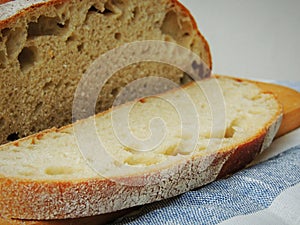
[217,133,265,178]
[0,0,10,4]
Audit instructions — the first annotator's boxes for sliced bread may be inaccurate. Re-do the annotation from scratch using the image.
[0,0,212,145]
[0,76,282,220]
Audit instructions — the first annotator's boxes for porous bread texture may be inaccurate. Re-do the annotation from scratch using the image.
[0,0,212,145]
[0,77,282,220]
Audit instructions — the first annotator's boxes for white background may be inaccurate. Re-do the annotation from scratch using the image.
[180,0,300,81]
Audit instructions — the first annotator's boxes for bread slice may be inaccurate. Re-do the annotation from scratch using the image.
[0,0,212,145]
[0,76,282,220]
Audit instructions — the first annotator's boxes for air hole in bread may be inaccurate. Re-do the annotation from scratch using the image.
[180,73,191,84]
[225,126,235,138]
[111,87,119,97]
[163,145,179,156]
[43,80,54,91]
[77,43,84,52]
[225,120,238,138]
[161,11,180,39]
[5,27,26,59]
[132,7,139,19]
[249,95,263,101]
[88,5,100,13]
[114,32,121,40]
[0,117,5,128]
[56,22,65,29]
[161,11,193,47]
[18,170,35,177]
[190,40,195,49]
[0,50,7,68]
[64,81,71,88]
[124,154,162,166]
[102,6,114,15]
[33,102,43,115]
[28,16,69,38]
[164,36,172,42]
[18,46,37,72]
[30,126,36,133]
[6,132,20,142]
[66,34,78,44]
[1,28,9,37]
[85,3,116,24]
[45,166,75,176]
[88,5,113,15]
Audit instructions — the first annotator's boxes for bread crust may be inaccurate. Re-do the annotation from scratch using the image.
[217,115,282,178]
[0,0,11,4]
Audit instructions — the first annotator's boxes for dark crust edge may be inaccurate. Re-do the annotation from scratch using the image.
[217,133,265,179]
[0,0,11,5]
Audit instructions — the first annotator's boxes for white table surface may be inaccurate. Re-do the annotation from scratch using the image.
[180,0,300,81]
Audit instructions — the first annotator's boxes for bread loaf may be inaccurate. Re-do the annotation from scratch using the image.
[0,0,212,145]
[0,76,282,220]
